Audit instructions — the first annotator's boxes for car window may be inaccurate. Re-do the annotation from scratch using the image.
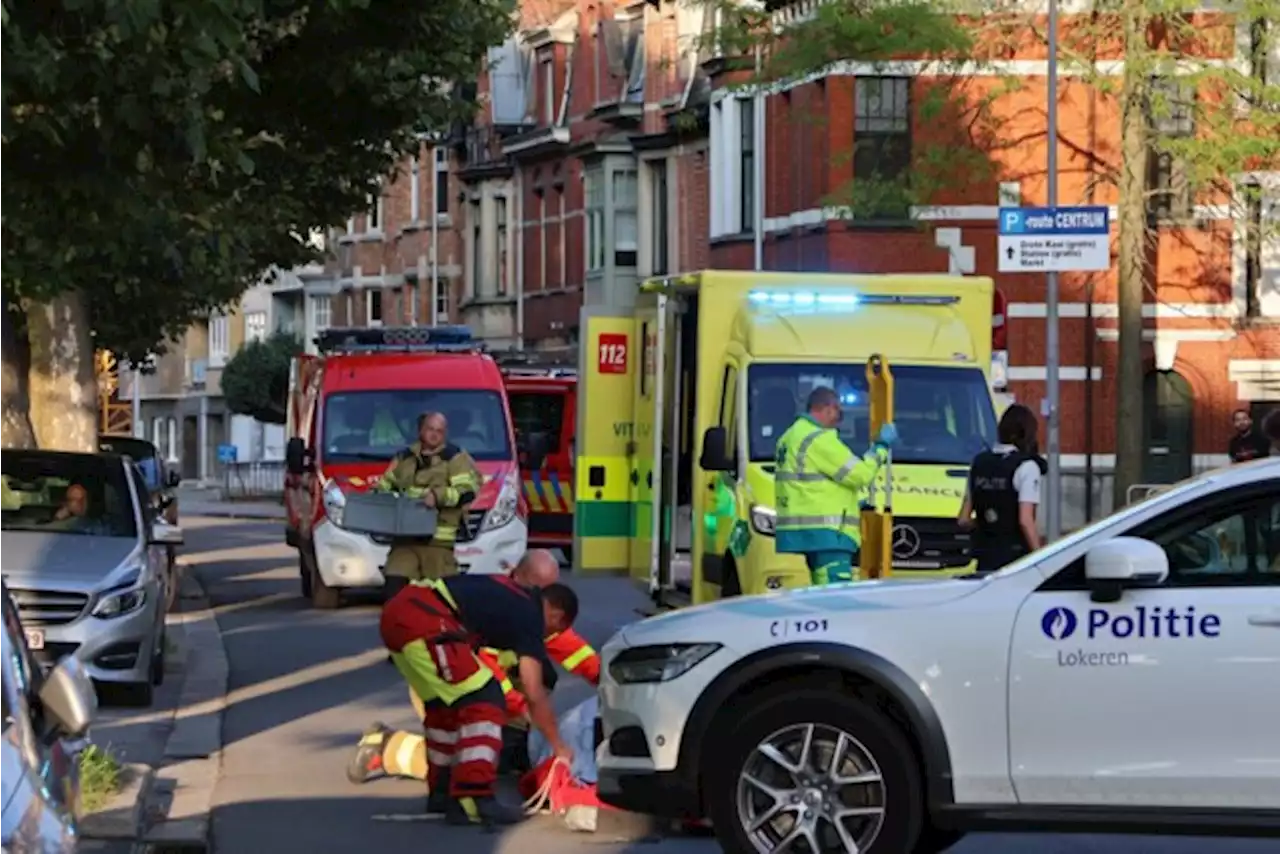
[0,452,138,538]
[508,392,566,451]
[1042,481,1280,590]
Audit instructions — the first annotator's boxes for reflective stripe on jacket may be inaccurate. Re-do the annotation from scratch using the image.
[773,415,886,555]
[544,629,600,685]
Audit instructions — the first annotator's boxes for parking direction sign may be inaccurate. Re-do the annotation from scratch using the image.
[998,205,1111,273]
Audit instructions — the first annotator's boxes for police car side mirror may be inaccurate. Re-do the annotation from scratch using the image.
[699,427,733,473]
[1084,537,1170,604]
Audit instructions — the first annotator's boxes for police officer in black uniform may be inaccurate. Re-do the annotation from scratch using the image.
[959,404,1047,574]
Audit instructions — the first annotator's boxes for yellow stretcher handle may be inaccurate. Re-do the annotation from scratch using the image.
[859,355,895,580]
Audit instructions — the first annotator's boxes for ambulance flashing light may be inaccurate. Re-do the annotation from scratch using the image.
[746,290,961,309]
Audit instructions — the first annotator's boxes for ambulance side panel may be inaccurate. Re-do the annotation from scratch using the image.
[574,307,637,573]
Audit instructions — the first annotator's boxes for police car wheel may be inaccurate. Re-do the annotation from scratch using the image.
[706,687,923,854]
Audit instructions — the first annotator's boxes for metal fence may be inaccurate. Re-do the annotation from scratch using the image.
[220,461,286,499]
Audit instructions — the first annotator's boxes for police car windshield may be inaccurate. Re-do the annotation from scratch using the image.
[747,364,997,465]
[322,390,513,463]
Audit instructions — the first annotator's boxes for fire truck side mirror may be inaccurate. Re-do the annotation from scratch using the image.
[285,437,311,475]
[699,427,733,473]
[520,432,549,471]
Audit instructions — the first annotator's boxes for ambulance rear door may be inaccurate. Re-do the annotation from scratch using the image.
[575,307,637,574]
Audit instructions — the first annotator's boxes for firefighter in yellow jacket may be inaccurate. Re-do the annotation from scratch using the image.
[374,411,481,602]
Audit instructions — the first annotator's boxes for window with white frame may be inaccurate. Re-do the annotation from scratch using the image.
[166,418,178,462]
[434,148,449,217]
[710,98,753,237]
[366,193,383,233]
[367,289,384,326]
[345,291,354,325]
[538,190,548,287]
[585,168,605,272]
[436,280,450,321]
[244,310,267,343]
[310,295,332,332]
[152,418,165,457]
[543,58,556,125]
[469,199,482,297]
[740,98,756,234]
[614,167,638,267]
[650,160,670,275]
[853,76,912,220]
[558,185,567,287]
[410,157,421,223]
[209,312,230,366]
[496,196,509,296]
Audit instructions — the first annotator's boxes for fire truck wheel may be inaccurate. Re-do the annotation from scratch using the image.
[302,547,341,609]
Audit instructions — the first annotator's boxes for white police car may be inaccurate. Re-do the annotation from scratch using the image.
[596,459,1280,853]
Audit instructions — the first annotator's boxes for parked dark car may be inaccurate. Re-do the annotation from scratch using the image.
[99,435,182,610]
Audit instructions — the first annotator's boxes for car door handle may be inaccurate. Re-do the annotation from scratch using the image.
[1247,612,1280,628]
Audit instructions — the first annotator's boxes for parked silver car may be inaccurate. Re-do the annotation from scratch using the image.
[1,449,182,706]
[2,580,99,854]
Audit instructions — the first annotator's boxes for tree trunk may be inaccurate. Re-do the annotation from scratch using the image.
[1113,0,1151,510]
[25,291,99,452]
[1,297,37,449]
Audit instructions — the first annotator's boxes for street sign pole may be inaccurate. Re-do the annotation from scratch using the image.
[1045,0,1062,540]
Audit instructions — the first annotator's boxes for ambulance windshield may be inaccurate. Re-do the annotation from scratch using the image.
[321,390,513,463]
[747,364,997,466]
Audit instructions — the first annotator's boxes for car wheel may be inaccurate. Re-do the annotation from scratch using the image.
[913,825,966,853]
[151,628,166,687]
[164,547,180,612]
[299,552,314,599]
[706,687,924,854]
[304,548,341,610]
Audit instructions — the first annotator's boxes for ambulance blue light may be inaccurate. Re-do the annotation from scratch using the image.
[747,290,862,308]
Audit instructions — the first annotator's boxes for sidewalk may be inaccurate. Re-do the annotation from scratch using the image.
[79,570,230,853]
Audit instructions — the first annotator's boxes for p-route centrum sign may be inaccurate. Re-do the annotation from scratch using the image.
[997,205,1111,273]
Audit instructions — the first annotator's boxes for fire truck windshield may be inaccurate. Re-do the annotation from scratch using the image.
[321,389,513,463]
[747,363,997,466]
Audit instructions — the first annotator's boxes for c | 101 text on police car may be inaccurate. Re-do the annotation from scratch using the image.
[595,459,1280,854]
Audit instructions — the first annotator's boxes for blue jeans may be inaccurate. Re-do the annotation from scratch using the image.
[804,550,856,586]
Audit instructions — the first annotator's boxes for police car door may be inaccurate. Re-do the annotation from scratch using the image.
[1007,481,1280,809]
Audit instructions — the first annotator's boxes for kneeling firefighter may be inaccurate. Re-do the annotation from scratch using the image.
[774,386,899,585]
[958,403,1046,574]
[351,583,598,791]
[379,572,573,826]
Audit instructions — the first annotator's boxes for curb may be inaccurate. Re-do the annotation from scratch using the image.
[78,763,154,839]
[143,569,229,853]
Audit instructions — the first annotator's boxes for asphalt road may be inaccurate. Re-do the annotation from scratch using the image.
[190,517,1273,854]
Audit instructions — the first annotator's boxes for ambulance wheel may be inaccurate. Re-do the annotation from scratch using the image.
[705,686,923,854]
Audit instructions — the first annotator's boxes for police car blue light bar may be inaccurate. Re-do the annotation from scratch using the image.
[746,290,960,308]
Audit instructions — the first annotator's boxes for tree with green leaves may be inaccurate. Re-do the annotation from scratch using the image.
[2,0,513,451]
[222,331,300,425]
[1010,1,1279,503]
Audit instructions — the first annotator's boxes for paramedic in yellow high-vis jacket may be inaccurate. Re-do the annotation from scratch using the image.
[774,387,898,585]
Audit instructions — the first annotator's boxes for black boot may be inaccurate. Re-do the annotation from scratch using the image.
[445,794,527,826]
[426,769,451,814]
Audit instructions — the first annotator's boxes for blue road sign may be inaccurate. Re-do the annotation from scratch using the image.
[998,205,1111,272]
[216,444,238,464]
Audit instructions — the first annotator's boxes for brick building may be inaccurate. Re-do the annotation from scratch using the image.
[330,141,465,332]
[696,3,1279,509]
[452,0,714,348]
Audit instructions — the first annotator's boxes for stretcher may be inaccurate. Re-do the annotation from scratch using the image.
[859,353,896,580]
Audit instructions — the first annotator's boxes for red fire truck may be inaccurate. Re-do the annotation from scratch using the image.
[284,327,528,608]
[495,352,577,567]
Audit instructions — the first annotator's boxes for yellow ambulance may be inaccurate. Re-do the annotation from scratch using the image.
[573,271,1002,607]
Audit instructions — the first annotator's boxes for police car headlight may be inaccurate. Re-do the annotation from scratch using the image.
[750,504,776,536]
[481,474,519,532]
[322,479,346,527]
[608,643,721,684]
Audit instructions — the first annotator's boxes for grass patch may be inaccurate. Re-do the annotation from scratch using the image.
[78,744,123,814]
